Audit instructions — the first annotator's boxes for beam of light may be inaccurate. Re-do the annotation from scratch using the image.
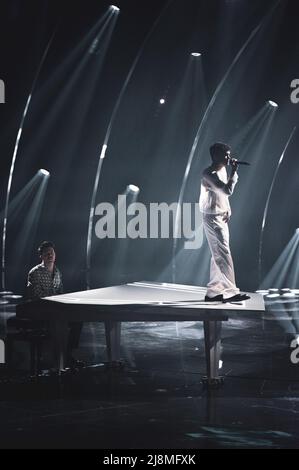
[172,1,281,283]
[10,175,50,284]
[230,102,276,153]
[154,52,208,177]
[261,230,299,337]
[26,10,119,271]
[1,26,58,291]
[128,47,208,287]
[227,102,278,276]
[260,230,299,289]
[85,0,173,289]
[23,8,116,173]
[157,238,210,288]
[36,9,112,93]
[88,8,118,55]
[0,172,43,224]
[108,192,141,286]
[258,127,297,284]
[91,187,141,287]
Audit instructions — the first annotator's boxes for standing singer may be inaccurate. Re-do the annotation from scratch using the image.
[199,142,250,303]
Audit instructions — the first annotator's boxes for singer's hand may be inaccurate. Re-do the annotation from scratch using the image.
[223,212,230,223]
[229,158,238,175]
[230,158,238,168]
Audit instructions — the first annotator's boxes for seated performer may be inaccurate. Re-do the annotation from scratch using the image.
[199,142,250,303]
[27,241,63,300]
[27,241,82,367]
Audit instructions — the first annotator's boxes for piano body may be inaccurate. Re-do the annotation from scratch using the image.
[16,282,265,384]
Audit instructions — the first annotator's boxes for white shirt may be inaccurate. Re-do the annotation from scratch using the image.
[199,166,238,215]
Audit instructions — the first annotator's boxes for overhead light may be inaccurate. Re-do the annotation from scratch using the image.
[191,52,201,57]
[110,5,120,12]
[128,184,140,194]
[159,98,166,105]
[268,100,278,108]
[39,169,50,177]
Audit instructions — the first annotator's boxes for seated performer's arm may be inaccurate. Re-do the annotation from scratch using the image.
[27,269,44,300]
[57,273,64,295]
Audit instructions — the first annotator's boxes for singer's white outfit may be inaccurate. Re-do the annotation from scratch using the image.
[199,166,240,299]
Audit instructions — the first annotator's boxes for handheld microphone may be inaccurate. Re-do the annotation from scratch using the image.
[229,156,250,166]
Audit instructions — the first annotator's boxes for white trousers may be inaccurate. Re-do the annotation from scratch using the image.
[203,213,240,299]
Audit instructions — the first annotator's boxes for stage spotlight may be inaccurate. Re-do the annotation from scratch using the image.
[191,52,201,57]
[39,169,50,177]
[266,293,280,299]
[127,184,140,194]
[281,288,291,293]
[268,100,278,108]
[282,292,296,299]
[255,289,269,295]
[159,98,166,105]
[110,5,120,12]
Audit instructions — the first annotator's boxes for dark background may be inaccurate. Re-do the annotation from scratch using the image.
[0,0,299,294]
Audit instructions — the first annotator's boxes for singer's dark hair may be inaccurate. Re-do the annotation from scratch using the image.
[38,241,55,256]
[210,142,231,163]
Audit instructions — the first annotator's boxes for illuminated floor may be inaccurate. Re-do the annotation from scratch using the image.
[0,298,299,449]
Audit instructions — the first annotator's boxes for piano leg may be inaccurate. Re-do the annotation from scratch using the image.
[203,320,224,387]
[50,320,68,372]
[105,321,121,363]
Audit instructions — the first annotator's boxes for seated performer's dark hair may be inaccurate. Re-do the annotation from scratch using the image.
[210,142,231,164]
[38,241,55,256]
